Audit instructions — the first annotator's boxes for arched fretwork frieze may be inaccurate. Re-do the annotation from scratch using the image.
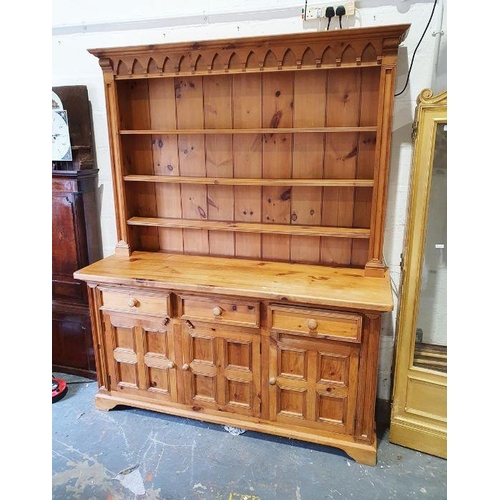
[91,26,408,79]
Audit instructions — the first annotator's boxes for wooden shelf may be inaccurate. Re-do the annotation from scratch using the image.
[127,217,370,238]
[124,175,375,187]
[119,127,378,135]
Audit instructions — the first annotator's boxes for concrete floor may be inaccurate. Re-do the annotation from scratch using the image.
[52,373,447,499]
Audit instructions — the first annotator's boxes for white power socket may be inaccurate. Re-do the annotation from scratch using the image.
[302,1,355,20]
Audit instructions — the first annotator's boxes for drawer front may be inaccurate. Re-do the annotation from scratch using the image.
[100,287,171,316]
[180,295,260,328]
[269,305,362,343]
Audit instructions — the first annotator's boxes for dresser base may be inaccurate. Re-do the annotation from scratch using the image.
[94,389,377,466]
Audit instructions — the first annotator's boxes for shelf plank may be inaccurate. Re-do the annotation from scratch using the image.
[123,175,374,187]
[120,127,377,135]
[127,217,370,238]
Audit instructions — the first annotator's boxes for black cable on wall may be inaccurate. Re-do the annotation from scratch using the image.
[394,0,439,97]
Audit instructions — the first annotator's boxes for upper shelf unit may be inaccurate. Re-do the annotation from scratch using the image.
[90,24,410,275]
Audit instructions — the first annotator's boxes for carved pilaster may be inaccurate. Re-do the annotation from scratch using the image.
[355,313,382,441]
[87,284,108,390]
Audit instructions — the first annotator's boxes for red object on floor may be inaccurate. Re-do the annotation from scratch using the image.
[52,376,68,403]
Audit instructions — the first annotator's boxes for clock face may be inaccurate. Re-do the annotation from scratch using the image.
[52,91,63,111]
[52,110,72,161]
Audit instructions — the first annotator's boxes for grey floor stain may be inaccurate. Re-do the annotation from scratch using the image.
[52,373,447,500]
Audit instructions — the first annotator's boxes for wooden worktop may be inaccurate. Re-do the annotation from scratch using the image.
[74,252,393,312]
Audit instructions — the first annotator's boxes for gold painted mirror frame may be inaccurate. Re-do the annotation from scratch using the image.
[389,89,447,459]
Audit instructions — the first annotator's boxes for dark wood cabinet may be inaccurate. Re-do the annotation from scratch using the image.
[52,167,102,378]
[52,302,95,379]
[52,85,102,378]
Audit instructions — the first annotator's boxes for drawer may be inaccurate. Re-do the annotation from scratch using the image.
[180,295,260,328]
[269,305,362,343]
[100,287,171,316]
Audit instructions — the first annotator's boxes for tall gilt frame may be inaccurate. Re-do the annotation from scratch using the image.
[389,89,447,459]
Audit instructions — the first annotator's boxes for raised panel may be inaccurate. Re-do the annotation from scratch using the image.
[115,356,139,388]
[226,340,251,370]
[406,375,447,422]
[115,324,135,351]
[318,394,346,424]
[227,379,252,408]
[279,347,306,379]
[319,352,349,384]
[193,374,217,402]
[279,387,307,419]
[146,363,171,393]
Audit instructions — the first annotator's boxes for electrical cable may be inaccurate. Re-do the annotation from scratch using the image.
[394,0,438,97]
[336,5,346,29]
[325,6,335,30]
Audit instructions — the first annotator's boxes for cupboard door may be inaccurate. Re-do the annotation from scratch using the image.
[268,332,359,435]
[181,322,261,417]
[103,313,177,403]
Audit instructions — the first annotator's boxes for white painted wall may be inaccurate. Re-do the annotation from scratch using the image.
[52,0,447,400]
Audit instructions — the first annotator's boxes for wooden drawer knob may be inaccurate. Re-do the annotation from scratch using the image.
[307,318,318,330]
[181,363,190,371]
[269,377,277,386]
[212,306,223,316]
[167,361,175,369]
[128,297,138,308]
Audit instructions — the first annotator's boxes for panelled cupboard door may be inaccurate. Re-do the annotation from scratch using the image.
[181,321,261,417]
[268,332,359,434]
[103,313,178,403]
